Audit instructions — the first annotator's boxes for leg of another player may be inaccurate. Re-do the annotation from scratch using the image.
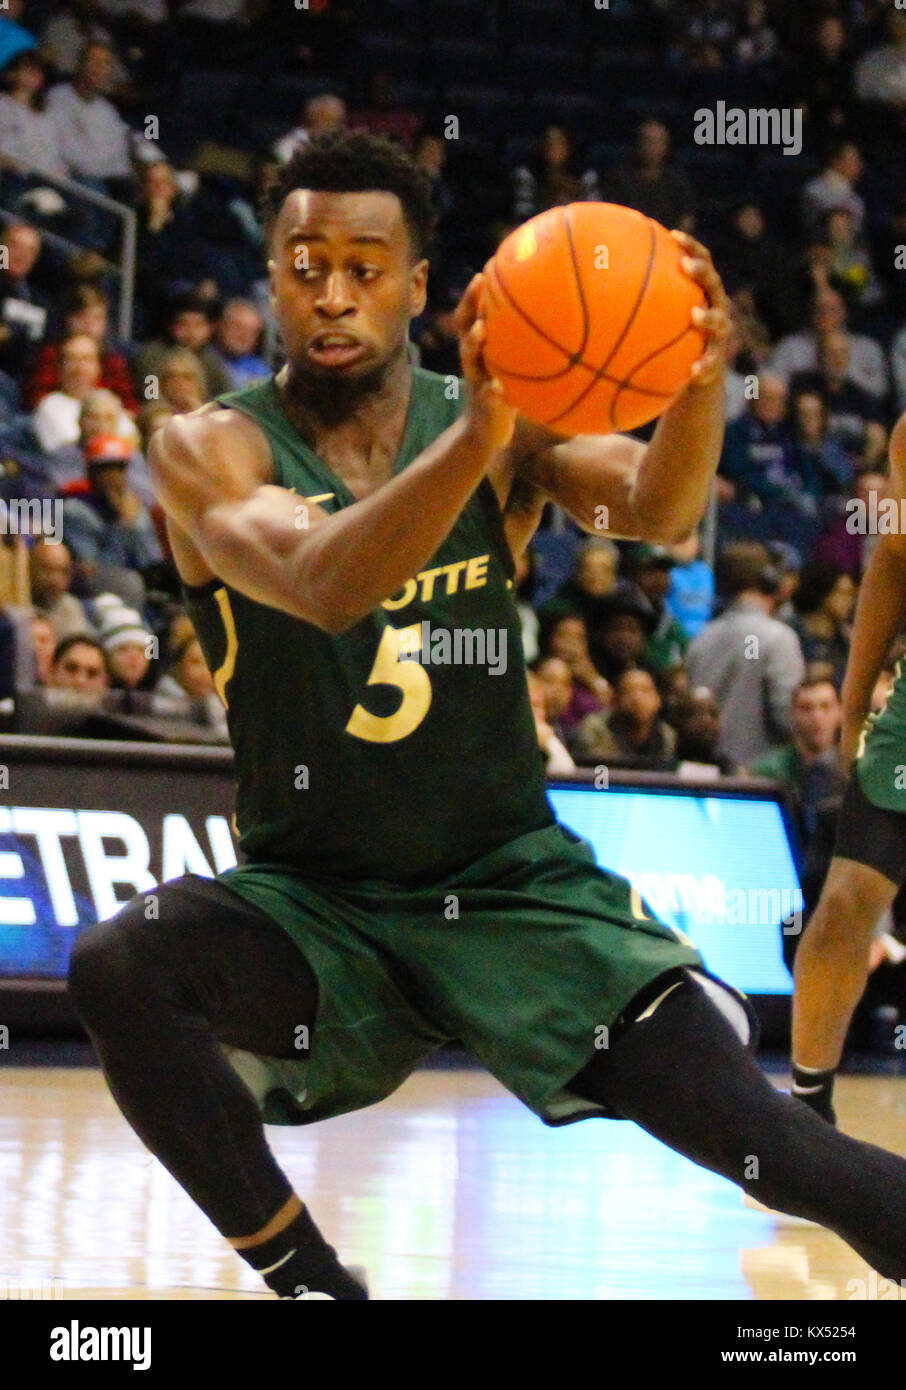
[568,973,906,1279]
[68,877,366,1300]
[791,856,897,1121]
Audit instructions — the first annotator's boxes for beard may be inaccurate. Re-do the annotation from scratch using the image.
[286,348,403,427]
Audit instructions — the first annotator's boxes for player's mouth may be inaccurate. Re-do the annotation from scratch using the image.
[306,332,368,368]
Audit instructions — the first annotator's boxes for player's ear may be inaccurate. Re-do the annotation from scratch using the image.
[409,258,429,319]
[267,257,277,308]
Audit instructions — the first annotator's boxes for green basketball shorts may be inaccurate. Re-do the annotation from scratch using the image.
[215,822,713,1128]
[855,711,906,816]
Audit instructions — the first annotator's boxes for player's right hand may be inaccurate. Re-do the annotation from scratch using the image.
[455,274,517,454]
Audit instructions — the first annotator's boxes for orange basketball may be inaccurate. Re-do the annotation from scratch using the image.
[482,202,707,434]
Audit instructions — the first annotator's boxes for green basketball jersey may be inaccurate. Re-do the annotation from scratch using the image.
[855,648,906,811]
[182,367,555,883]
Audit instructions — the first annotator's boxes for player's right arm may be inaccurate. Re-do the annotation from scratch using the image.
[149,279,514,634]
[839,414,906,770]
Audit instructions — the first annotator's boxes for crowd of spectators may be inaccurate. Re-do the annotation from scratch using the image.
[0,0,904,809]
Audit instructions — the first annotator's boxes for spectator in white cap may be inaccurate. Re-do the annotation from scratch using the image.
[97,600,153,691]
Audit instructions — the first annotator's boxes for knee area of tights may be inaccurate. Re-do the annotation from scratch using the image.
[67,907,157,1005]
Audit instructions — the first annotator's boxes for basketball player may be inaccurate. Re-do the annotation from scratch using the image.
[792,414,906,1125]
[69,134,906,1298]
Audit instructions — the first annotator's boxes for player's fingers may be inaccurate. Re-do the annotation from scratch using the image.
[692,304,730,340]
[460,317,489,382]
[670,228,711,262]
[689,345,722,384]
[681,253,731,314]
[453,274,485,338]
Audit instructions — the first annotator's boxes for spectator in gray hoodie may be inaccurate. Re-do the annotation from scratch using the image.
[686,542,806,765]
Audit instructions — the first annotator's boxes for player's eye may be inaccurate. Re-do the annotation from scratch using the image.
[352,265,381,281]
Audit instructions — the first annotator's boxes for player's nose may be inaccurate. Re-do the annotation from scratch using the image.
[314,272,356,317]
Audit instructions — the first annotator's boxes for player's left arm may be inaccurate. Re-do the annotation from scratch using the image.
[498,232,730,551]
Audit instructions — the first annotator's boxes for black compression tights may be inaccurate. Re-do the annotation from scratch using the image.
[69,876,906,1277]
[570,977,906,1280]
[68,876,318,1238]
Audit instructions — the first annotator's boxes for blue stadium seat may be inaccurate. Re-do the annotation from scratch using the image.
[365,0,427,39]
[592,10,656,50]
[500,135,539,169]
[426,38,502,86]
[174,68,255,122]
[240,118,288,154]
[500,98,547,140]
[169,67,252,136]
[587,141,633,171]
[424,0,496,42]
[510,43,587,90]
[528,90,604,136]
[753,152,821,237]
[371,0,423,13]
[442,84,512,122]
[358,33,425,76]
[260,74,345,125]
[530,529,581,608]
[590,47,649,78]
[679,147,757,229]
[499,4,583,46]
[165,80,245,153]
[679,146,753,182]
[623,95,689,125]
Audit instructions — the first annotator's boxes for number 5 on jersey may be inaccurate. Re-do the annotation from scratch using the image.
[345,623,433,744]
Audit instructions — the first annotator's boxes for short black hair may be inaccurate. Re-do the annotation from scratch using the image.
[262,131,437,259]
[715,541,772,597]
[792,560,846,615]
[167,292,216,324]
[52,633,107,666]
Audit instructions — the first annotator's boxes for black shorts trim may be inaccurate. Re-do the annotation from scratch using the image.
[833,770,906,886]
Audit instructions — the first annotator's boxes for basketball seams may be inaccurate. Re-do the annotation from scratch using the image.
[543,215,658,430]
[620,323,703,384]
[485,243,672,399]
[484,205,702,433]
[561,205,592,363]
[611,322,704,431]
[484,245,579,383]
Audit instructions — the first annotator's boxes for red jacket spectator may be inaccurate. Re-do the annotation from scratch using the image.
[24,340,139,414]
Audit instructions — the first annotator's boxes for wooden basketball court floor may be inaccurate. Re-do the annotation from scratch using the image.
[2,1064,906,1300]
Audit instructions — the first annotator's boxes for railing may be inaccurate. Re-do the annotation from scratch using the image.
[0,161,136,340]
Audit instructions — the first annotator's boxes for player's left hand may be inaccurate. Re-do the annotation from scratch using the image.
[670,230,730,388]
[455,273,518,453]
